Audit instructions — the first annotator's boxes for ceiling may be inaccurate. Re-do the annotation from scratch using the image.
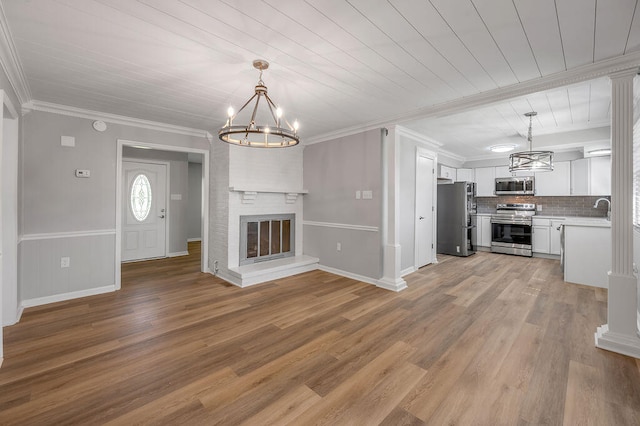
[4,0,640,160]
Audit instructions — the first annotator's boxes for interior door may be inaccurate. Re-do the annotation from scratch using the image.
[122,161,167,261]
[415,154,434,268]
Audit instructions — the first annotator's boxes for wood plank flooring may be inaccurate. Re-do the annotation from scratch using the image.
[1,242,640,424]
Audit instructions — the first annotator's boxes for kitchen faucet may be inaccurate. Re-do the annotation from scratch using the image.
[593,198,611,221]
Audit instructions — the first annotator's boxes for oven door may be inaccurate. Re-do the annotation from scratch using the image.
[490,217,532,256]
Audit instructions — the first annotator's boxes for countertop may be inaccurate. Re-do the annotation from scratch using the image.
[473,212,610,225]
[562,217,611,228]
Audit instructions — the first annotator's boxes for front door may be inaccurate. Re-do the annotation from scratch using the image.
[415,153,435,268]
[122,161,167,261]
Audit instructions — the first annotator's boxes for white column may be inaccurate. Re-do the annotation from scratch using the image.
[377,126,407,291]
[595,68,640,358]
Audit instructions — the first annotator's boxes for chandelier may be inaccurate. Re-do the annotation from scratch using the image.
[509,111,553,172]
[218,60,300,148]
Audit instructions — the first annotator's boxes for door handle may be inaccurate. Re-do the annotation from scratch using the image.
[159,215,165,219]
[419,216,425,220]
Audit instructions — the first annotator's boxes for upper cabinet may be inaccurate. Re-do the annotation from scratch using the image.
[494,166,512,179]
[475,167,496,197]
[439,164,456,181]
[456,168,474,182]
[570,157,611,196]
[535,161,571,196]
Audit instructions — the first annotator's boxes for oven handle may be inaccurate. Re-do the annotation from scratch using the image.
[490,218,532,225]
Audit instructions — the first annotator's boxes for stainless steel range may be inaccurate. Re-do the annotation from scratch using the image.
[490,203,536,257]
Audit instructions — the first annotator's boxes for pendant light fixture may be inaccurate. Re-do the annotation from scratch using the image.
[218,59,300,148]
[509,112,553,172]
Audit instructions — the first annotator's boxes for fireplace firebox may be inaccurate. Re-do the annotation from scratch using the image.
[240,214,295,265]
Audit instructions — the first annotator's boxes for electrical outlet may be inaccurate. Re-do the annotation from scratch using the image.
[337,242,341,251]
[537,205,543,211]
[355,191,361,199]
[61,257,70,268]
[456,246,460,253]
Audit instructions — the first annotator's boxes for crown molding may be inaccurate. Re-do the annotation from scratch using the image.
[394,52,640,122]
[22,100,211,139]
[303,122,385,145]
[306,53,639,162]
[0,2,31,105]
[394,125,466,163]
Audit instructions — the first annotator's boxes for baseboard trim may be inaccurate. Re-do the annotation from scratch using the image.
[167,251,189,258]
[22,285,116,308]
[317,264,379,287]
[400,266,416,277]
[595,324,640,359]
[376,276,408,292]
[187,238,202,242]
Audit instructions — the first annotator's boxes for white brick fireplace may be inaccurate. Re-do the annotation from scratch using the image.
[211,144,318,287]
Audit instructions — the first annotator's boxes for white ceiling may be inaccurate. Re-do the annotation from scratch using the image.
[4,0,640,160]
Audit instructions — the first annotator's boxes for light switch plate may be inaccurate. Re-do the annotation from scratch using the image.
[362,190,373,199]
[171,194,182,200]
[75,169,90,178]
[355,191,361,199]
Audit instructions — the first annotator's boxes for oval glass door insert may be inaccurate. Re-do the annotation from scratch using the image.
[131,173,152,221]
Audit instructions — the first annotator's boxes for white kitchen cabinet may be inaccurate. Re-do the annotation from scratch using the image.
[550,219,565,255]
[475,167,495,197]
[535,161,570,196]
[532,218,550,254]
[564,221,611,288]
[570,156,611,196]
[494,166,512,178]
[480,216,492,247]
[439,165,456,180]
[590,156,611,195]
[457,168,474,182]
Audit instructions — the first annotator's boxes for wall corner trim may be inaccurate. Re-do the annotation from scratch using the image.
[0,2,31,105]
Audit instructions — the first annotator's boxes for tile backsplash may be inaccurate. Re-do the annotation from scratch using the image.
[476,195,610,217]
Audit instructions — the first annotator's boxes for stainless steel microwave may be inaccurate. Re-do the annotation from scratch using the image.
[494,177,535,195]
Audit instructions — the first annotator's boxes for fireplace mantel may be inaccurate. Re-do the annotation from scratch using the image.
[229,187,308,204]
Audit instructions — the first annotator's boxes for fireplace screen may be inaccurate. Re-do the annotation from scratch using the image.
[240,214,294,265]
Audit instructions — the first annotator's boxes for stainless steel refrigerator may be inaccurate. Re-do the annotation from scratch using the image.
[437,181,476,257]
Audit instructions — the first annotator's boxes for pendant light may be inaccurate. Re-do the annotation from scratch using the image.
[218,59,300,148]
[509,112,553,172]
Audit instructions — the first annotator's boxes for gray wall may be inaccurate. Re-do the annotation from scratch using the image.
[303,129,382,280]
[187,162,203,241]
[123,147,189,255]
[20,110,208,303]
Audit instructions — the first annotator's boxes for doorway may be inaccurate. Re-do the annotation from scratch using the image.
[414,148,436,268]
[115,139,209,290]
[122,161,168,262]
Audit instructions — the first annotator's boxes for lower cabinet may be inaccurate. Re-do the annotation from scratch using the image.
[532,220,551,254]
[550,220,564,255]
[479,216,492,247]
[532,217,565,255]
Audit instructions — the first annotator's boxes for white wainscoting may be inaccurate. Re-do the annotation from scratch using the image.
[19,230,116,308]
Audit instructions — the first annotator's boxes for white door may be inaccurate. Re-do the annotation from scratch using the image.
[415,153,435,268]
[122,161,167,261]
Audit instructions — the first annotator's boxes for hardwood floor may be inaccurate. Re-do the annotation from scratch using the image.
[1,242,639,424]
